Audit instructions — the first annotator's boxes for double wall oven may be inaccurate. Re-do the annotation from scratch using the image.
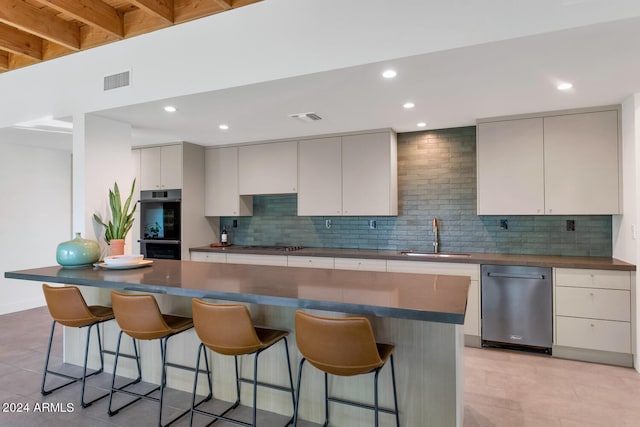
[139,189,181,260]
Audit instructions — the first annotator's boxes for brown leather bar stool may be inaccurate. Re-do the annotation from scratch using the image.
[108,291,212,427]
[293,310,400,427]
[41,284,114,408]
[189,299,296,427]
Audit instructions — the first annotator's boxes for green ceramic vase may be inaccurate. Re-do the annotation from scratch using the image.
[56,232,100,268]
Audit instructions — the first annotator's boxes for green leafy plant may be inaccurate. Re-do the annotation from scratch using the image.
[93,179,137,244]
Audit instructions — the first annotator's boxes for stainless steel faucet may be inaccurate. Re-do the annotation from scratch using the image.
[432,217,439,253]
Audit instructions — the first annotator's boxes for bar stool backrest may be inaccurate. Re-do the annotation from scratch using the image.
[42,284,96,327]
[192,299,262,355]
[110,291,172,340]
[295,310,384,376]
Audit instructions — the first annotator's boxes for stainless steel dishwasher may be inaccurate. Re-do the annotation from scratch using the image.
[481,264,552,352]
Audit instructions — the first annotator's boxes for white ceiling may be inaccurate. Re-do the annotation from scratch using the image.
[6,1,639,149]
[93,14,640,147]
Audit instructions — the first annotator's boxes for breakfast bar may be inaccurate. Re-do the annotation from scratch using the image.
[6,259,470,426]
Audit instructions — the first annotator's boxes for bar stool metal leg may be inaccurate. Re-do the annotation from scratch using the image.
[41,320,110,408]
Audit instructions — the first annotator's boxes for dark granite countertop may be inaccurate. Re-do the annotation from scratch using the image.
[190,245,636,271]
[5,259,470,325]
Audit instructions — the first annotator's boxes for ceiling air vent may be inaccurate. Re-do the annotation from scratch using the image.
[104,70,131,91]
[288,112,322,122]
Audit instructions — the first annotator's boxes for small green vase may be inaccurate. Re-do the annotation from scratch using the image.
[56,232,100,268]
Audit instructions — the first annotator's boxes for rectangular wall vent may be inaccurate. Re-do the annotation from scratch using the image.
[104,70,131,91]
[288,112,322,122]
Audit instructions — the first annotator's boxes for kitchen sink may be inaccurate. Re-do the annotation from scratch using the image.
[400,251,471,258]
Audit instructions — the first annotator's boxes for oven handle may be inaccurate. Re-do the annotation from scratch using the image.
[138,198,181,203]
[139,239,181,245]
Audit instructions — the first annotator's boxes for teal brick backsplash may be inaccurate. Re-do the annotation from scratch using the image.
[221,127,612,256]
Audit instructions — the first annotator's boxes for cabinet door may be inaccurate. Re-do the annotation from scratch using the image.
[342,132,397,215]
[544,110,619,214]
[205,147,252,216]
[140,147,162,191]
[238,141,298,195]
[476,118,545,214]
[298,137,342,215]
[160,144,183,190]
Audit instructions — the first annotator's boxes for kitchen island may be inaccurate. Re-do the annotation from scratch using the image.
[6,259,470,426]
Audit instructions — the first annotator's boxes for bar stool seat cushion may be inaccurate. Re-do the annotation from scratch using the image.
[87,305,115,322]
[111,292,193,340]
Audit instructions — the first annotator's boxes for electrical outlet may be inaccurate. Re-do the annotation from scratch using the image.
[369,220,377,229]
[566,220,575,231]
[232,219,238,228]
[325,219,332,229]
[499,219,508,230]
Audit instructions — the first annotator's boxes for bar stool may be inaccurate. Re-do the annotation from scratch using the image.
[293,310,400,427]
[41,284,114,407]
[108,291,212,427]
[189,299,296,427]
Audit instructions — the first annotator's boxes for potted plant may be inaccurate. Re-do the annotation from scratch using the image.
[93,179,137,256]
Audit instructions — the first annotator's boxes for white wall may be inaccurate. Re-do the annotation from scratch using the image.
[80,115,135,257]
[0,137,71,314]
[616,94,640,372]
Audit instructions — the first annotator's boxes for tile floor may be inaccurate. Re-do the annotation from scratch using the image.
[1,307,639,426]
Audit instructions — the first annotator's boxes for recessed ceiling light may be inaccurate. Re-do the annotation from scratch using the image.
[403,102,415,109]
[164,106,177,112]
[557,82,573,91]
[219,124,229,130]
[417,122,427,128]
[382,69,397,79]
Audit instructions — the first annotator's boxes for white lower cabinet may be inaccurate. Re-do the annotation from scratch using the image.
[556,317,631,354]
[386,260,480,341]
[287,256,335,269]
[554,268,633,366]
[226,253,288,266]
[334,257,387,272]
[190,252,227,263]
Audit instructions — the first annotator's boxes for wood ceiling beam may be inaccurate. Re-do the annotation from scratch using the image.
[174,0,224,23]
[0,51,8,70]
[0,22,42,60]
[0,1,80,51]
[130,0,174,24]
[212,0,232,10]
[34,0,124,39]
[124,8,170,38]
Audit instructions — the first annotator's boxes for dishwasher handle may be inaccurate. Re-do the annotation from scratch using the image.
[486,272,546,280]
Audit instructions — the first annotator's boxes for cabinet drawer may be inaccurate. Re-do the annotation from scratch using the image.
[555,268,630,290]
[226,254,288,267]
[386,260,479,280]
[190,252,227,263]
[556,316,631,353]
[334,258,387,272]
[556,287,630,321]
[287,256,334,269]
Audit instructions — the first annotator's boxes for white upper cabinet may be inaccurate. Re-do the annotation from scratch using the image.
[140,144,182,191]
[205,147,253,217]
[477,118,545,215]
[298,137,343,215]
[477,107,620,215]
[342,131,398,216]
[297,131,398,216]
[544,110,619,214]
[238,141,298,195]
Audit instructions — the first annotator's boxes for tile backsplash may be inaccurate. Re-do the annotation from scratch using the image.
[221,126,612,256]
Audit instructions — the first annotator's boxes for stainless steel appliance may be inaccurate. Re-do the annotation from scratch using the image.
[481,264,552,352]
[139,189,181,260]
